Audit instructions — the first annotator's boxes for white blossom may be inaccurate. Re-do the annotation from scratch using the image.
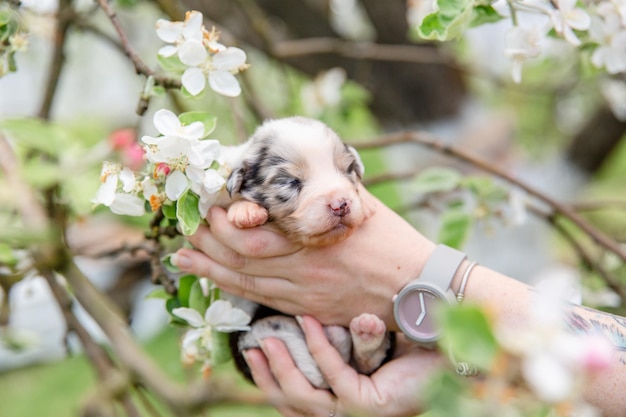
[497,274,614,405]
[172,301,251,357]
[301,67,347,116]
[504,25,545,83]
[92,162,145,216]
[589,6,626,74]
[181,46,248,97]
[550,0,591,46]
[156,11,206,65]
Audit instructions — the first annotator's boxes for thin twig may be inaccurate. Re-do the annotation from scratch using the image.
[350,131,626,264]
[95,0,180,89]
[38,0,74,119]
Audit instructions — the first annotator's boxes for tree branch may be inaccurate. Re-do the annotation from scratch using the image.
[351,131,626,264]
[95,0,181,89]
[272,37,455,66]
[61,259,266,415]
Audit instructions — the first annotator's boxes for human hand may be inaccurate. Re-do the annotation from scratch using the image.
[244,315,444,417]
[173,190,435,329]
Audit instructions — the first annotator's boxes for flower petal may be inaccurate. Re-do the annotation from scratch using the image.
[205,300,251,331]
[153,109,181,137]
[183,11,204,40]
[165,170,189,201]
[172,307,206,328]
[156,19,183,43]
[212,47,247,70]
[119,167,136,193]
[202,169,226,195]
[182,121,205,141]
[158,45,178,57]
[178,39,208,67]
[182,67,206,96]
[208,70,241,97]
[94,173,117,206]
[109,193,146,216]
[566,9,591,30]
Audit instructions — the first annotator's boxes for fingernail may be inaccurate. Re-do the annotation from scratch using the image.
[295,315,305,328]
[171,252,192,270]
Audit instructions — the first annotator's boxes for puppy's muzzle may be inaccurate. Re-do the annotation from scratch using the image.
[330,199,351,218]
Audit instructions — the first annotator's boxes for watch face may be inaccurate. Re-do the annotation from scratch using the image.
[395,287,445,343]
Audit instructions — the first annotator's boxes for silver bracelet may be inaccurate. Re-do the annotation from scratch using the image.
[456,261,478,303]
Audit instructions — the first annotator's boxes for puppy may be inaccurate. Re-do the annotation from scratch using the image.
[218,117,395,389]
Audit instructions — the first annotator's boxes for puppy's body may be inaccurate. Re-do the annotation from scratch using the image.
[219,117,393,388]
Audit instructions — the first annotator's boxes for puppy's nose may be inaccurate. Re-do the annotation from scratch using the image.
[330,199,351,217]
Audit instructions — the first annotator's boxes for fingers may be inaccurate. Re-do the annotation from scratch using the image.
[172,248,299,310]
[247,340,336,417]
[200,206,300,258]
[298,316,360,397]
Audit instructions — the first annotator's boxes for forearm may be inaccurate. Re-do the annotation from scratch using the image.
[449,263,626,415]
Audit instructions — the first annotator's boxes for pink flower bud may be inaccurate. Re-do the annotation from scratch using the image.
[122,143,146,171]
[109,128,136,150]
[154,163,171,178]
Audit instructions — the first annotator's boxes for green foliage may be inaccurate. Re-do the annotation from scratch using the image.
[438,304,499,371]
[417,0,475,41]
[176,190,201,236]
[438,208,472,248]
[179,111,217,138]
[412,167,462,194]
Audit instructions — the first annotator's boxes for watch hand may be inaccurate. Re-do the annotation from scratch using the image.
[415,292,426,326]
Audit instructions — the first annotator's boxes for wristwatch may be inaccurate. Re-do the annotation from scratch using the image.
[392,244,467,348]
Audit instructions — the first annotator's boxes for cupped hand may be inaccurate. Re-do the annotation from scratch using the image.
[244,315,445,417]
[173,190,435,329]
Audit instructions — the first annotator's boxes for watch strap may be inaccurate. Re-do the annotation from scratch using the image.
[419,244,467,298]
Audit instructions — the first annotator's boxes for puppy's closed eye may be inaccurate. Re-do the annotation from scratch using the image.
[270,171,303,192]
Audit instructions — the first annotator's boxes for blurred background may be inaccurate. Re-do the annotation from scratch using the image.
[0,0,625,415]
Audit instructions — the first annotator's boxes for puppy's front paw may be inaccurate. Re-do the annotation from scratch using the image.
[227,200,269,228]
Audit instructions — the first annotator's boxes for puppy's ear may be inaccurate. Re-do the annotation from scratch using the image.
[348,145,365,179]
[226,166,245,197]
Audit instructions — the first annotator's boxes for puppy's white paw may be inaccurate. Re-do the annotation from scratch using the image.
[350,313,386,347]
[349,313,390,375]
[227,200,269,228]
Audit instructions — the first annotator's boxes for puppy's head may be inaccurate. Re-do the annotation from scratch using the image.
[227,117,372,247]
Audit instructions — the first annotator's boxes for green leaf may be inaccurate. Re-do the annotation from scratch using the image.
[20,158,64,188]
[470,5,504,27]
[0,118,72,156]
[412,167,461,194]
[437,209,471,249]
[211,329,233,366]
[461,176,508,202]
[156,53,186,73]
[422,371,467,417]
[161,203,177,220]
[188,280,209,313]
[438,304,499,371]
[0,243,17,267]
[177,274,198,308]
[176,191,201,236]
[417,0,474,41]
[178,111,217,138]
[145,287,171,300]
[161,254,181,274]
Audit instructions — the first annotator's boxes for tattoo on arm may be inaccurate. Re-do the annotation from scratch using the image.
[566,305,626,364]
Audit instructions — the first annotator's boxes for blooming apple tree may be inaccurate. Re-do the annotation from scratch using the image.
[1,1,625,417]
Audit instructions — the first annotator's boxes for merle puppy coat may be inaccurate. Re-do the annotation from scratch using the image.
[220,117,394,389]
